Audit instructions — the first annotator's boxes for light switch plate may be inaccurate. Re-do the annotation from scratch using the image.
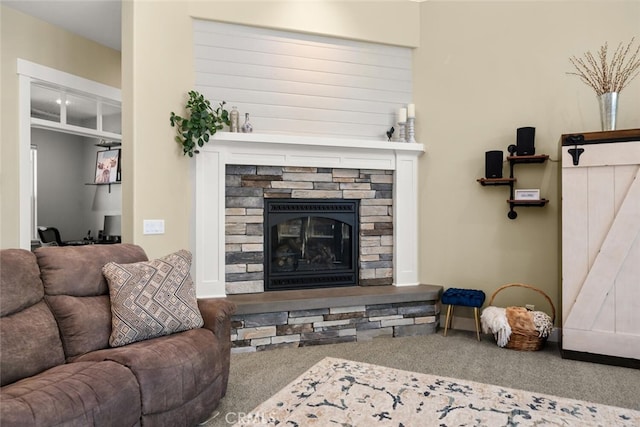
[143,219,165,235]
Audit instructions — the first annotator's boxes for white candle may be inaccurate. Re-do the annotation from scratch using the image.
[407,103,415,118]
[398,108,407,123]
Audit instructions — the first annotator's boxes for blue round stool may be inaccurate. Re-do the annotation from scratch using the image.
[441,288,486,341]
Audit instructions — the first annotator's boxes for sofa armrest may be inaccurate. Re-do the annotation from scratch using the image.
[198,298,236,339]
[197,298,236,397]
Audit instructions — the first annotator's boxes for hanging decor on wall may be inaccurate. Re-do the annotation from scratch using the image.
[567,38,640,131]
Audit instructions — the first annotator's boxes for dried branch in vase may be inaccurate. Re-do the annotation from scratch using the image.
[567,38,640,95]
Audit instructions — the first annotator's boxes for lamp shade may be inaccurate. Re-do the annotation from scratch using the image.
[103,215,121,237]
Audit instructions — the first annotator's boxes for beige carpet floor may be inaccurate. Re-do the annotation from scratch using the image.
[204,331,639,426]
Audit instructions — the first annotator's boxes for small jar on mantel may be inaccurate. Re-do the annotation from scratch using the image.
[241,113,253,133]
[230,106,239,132]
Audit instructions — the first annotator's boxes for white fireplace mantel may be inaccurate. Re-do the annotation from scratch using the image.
[193,132,425,297]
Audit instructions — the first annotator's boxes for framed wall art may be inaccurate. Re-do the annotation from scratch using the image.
[94,149,120,184]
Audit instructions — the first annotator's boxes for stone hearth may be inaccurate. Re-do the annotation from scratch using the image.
[228,284,442,352]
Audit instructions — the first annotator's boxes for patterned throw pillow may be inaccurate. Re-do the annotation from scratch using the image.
[102,250,204,347]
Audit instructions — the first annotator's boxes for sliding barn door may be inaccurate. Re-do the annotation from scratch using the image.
[562,132,640,361]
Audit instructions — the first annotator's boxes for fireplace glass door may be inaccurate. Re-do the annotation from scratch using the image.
[265,199,358,291]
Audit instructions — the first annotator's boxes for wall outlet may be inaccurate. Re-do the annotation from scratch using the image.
[525,304,535,311]
[143,219,165,235]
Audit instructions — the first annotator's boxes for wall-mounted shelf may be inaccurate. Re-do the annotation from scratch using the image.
[478,154,549,219]
[507,198,549,207]
[85,182,121,186]
[85,181,121,193]
[96,140,121,148]
[477,177,516,186]
[507,154,548,164]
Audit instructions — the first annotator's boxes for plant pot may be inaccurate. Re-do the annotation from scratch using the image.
[598,92,618,131]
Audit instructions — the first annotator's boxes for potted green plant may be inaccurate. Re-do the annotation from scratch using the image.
[169,90,230,157]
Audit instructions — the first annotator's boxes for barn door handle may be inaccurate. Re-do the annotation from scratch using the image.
[568,147,584,166]
[565,134,585,166]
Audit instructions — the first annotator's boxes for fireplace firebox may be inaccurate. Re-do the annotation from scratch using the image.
[264,199,359,291]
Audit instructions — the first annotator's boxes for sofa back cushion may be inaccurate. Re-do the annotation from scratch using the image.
[36,244,148,358]
[0,249,65,386]
[45,295,113,360]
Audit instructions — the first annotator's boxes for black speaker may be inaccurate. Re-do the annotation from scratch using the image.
[516,127,535,156]
[485,150,504,178]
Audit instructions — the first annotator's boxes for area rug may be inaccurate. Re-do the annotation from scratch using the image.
[234,357,639,426]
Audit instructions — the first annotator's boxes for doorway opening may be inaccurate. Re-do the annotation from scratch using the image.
[18,60,121,249]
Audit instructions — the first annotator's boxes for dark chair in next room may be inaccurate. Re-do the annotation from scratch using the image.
[37,226,66,246]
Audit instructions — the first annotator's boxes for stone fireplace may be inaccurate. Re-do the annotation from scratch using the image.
[193,132,424,298]
[224,163,397,294]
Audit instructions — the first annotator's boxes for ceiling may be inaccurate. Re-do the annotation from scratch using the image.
[3,1,122,124]
[2,0,121,51]
[2,1,425,54]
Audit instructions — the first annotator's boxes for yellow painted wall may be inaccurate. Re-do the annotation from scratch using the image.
[188,1,420,47]
[415,1,640,313]
[0,5,121,247]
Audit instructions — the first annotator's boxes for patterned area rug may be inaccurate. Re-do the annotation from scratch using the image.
[234,357,639,426]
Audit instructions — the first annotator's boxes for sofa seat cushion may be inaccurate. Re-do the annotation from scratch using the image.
[102,250,204,347]
[73,328,220,416]
[0,361,140,427]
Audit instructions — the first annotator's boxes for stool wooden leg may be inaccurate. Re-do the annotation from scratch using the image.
[474,307,481,341]
[444,305,453,337]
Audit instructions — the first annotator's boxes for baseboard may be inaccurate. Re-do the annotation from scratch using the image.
[439,314,560,343]
[561,349,640,369]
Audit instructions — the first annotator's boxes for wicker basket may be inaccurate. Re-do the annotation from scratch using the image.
[487,283,556,351]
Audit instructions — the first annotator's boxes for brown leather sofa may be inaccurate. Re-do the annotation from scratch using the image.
[0,244,235,426]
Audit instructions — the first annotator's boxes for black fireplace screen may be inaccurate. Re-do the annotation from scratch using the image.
[264,199,359,291]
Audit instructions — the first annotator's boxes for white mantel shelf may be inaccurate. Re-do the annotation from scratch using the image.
[193,132,425,298]
[210,132,425,153]
[204,132,425,172]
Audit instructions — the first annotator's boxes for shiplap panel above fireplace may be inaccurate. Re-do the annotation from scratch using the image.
[193,20,412,140]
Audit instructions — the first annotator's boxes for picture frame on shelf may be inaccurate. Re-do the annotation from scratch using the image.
[94,149,120,184]
[514,189,540,200]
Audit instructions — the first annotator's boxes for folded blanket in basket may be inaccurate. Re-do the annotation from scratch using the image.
[506,306,539,336]
[481,306,553,347]
[531,310,554,338]
[481,306,511,347]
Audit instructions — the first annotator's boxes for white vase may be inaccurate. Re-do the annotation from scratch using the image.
[598,92,618,131]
